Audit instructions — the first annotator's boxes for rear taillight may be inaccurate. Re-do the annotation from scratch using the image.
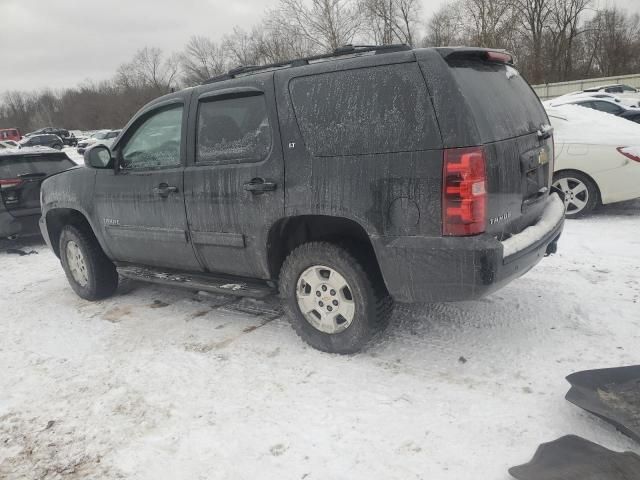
[617,147,640,163]
[486,51,513,64]
[443,147,487,236]
[0,178,22,189]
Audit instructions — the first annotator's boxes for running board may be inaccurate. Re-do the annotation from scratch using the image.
[116,265,276,299]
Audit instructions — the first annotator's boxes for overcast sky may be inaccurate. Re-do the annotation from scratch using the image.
[1,0,638,92]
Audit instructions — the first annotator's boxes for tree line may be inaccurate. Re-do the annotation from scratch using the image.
[2,0,639,133]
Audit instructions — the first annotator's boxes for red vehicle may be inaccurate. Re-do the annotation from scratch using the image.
[0,128,22,142]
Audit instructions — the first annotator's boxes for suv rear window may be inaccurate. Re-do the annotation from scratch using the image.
[448,59,548,142]
[0,153,75,179]
[289,63,441,157]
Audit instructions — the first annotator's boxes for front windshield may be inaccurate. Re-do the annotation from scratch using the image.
[93,131,109,140]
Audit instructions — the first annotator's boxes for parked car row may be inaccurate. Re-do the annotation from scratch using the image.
[546,84,640,122]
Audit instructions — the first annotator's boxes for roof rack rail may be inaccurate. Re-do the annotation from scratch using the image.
[203,44,411,85]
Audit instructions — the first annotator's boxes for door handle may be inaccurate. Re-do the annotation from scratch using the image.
[243,178,277,194]
[153,183,179,197]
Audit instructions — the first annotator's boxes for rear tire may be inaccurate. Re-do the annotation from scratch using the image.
[52,143,63,150]
[553,171,599,218]
[59,224,118,300]
[279,242,392,354]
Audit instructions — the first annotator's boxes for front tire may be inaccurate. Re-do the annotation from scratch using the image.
[279,242,392,354]
[59,224,118,300]
[553,171,599,218]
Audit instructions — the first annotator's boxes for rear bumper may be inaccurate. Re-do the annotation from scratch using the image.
[372,193,565,303]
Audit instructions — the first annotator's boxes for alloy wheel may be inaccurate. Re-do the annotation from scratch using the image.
[553,177,589,215]
[296,265,356,334]
[66,240,89,287]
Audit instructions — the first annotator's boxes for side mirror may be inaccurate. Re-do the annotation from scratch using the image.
[85,145,113,169]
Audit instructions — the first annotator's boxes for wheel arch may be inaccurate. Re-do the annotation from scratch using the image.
[266,215,381,280]
[45,208,101,257]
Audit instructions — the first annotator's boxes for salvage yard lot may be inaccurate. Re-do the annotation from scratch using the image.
[1,201,639,479]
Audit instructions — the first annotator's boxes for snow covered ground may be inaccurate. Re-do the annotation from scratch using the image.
[1,200,639,480]
[63,146,84,165]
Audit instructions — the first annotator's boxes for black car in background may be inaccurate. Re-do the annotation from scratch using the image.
[1,148,76,238]
[19,134,64,150]
[26,127,76,146]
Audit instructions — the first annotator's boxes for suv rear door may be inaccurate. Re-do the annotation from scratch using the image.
[183,75,285,279]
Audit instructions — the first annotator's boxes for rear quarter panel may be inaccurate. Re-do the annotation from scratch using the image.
[276,53,444,237]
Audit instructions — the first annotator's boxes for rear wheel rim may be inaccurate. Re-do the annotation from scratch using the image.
[296,265,355,334]
[66,240,89,287]
[553,177,589,214]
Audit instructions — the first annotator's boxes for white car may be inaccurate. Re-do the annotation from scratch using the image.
[547,105,640,217]
[76,129,119,154]
[544,95,639,116]
[557,91,639,108]
[583,84,640,107]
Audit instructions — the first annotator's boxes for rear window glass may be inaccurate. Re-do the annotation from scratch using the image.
[289,63,441,157]
[448,60,548,142]
[0,153,75,179]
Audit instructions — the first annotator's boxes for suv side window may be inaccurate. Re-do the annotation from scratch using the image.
[196,94,271,164]
[121,105,183,170]
[289,63,441,156]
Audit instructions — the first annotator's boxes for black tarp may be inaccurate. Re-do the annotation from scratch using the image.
[509,435,640,480]
[566,365,640,443]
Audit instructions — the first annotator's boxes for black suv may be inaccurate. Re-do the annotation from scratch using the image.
[19,134,64,150]
[27,127,75,145]
[1,149,76,238]
[40,45,565,353]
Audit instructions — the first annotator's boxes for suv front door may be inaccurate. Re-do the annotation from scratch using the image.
[93,97,201,271]
[184,79,284,279]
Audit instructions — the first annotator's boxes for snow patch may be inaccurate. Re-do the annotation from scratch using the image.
[502,194,565,258]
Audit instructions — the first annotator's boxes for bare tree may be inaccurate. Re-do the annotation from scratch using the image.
[512,0,553,83]
[360,0,421,45]
[272,0,362,52]
[583,7,640,77]
[181,36,228,85]
[545,0,591,81]
[117,47,180,93]
[423,2,464,46]
[461,0,517,48]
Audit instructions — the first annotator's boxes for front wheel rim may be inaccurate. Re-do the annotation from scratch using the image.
[553,177,589,214]
[296,265,355,334]
[66,240,89,287]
